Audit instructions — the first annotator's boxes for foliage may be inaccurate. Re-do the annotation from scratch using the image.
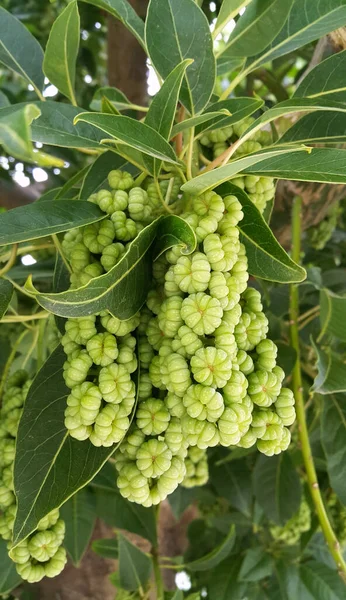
[0,0,346,598]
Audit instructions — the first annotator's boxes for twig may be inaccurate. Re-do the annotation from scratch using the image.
[289,196,346,582]
[186,127,195,180]
[0,244,18,277]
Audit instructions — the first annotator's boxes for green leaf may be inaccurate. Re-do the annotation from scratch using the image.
[0,7,44,97]
[0,200,104,246]
[90,86,134,112]
[195,97,264,135]
[145,0,215,114]
[239,548,273,582]
[12,346,132,548]
[60,489,96,566]
[244,0,346,77]
[29,215,196,319]
[0,539,22,596]
[220,0,293,58]
[207,557,246,600]
[53,253,70,335]
[300,561,346,599]
[80,150,137,199]
[295,50,346,102]
[43,1,80,104]
[279,112,346,146]
[168,487,196,519]
[253,453,301,525]
[275,561,314,600]
[79,0,145,47]
[92,537,118,559]
[213,0,251,38]
[185,526,235,572]
[210,459,252,516]
[319,288,346,343]
[118,534,152,591]
[217,183,306,283]
[217,55,245,77]
[74,113,179,165]
[321,394,346,504]
[311,342,346,395]
[181,146,308,195]
[0,90,10,108]
[0,104,41,162]
[171,110,233,137]
[244,147,346,185]
[0,280,13,318]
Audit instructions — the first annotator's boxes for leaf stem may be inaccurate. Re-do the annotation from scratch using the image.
[297,305,320,322]
[0,244,18,277]
[289,196,346,582]
[154,179,174,214]
[52,234,72,274]
[0,243,53,264]
[1,311,49,323]
[186,127,195,180]
[0,329,30,397]
[152,505,164,600]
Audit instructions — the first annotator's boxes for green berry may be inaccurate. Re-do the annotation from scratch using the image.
[181,292,223,336]
[99,363,133,404]
[183,384,224,422]
[108,169,134,191]
[136,399,170,435]
[190,347,232,388]
[136,439,172,478]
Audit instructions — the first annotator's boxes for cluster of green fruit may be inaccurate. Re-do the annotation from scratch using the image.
[199,117,275,213]
[328,493,346,546]
[0,371,67,583]
[307,200,341,250]
[270,499,311,546]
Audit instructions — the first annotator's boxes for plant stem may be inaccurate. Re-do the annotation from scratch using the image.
[52,234,72,274]
[0,244,18,277]
[297,305,320,322]
[152,505,164,600]
[0,329,29,397]
[298,311,320,331]
[186,127,195,180]
[1,310,49,323]
[289,196,346,582]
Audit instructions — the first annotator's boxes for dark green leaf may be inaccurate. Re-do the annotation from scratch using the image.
[0,7,44,96]
[53,253,70,335]
[207,556,246,600]
[295,50,346,101]
[221,0,293,58]
[80,151,137,199]
[300,561,346,599]
[90,86,134,112]
[311,342,346,395]
[0,280,13,318]
[181,146,308,195]
[12,347,131,547]
[29,215,196,319]
[60,489,96,566]
[79,0,145,47]
[244,0,346,77]
[279,112,346,146]
[168,487,196,519]
[0,200,104,246]
[171,111,232,137]
[210,459,252,516]
[0,539,22,595]
[0,104,41,162]
[275,561,314,600]
[253,453,301,525]
[0,90,10,108]
[92,537,118,559]
[217,183,306,283]
[195,97,264,135]
[118,534,152,591]
[239,548,273,582]
[185,526,235,571]
[75,113,179,165]
[217,55,245,77]
[319,288,346,342]
[321,394,346,504]
[43,1,80,104]
[55,166,90,201]
[276,341,297,377]
[145,0,215,114]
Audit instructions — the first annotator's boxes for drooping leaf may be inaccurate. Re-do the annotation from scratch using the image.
[80,150,137,199]
[220,0,293,58]
[28,215,196,319]
[300,561,346,600]
[217,183,306,283]
[0,280,13,319]
[213,0,252,38]
[0,90,10,108]
[90,86,136,112]
[279,112,346,146]
[185,526,235,571]
[181,146,308,195]
[253,453,301,525]
[0,7,44,96]
[321,394,346,504]
[295,50,346,102]
[311,342,346,395]
[239,548,273,582]
[0,200,104,246]
[79,0,145,47]
[195,97,264,135]
[118,534,152,591]
[43,1,80,104]
[12,347,133,547]
[145,0,215,114]
[0,104,41,162]
[210,459,252,516]
[319,288,346,343]
[92,537,118,559]
[60,488,96,566]
[74,113,179,165]
[0,539,22,596]
[244,0,346,78]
